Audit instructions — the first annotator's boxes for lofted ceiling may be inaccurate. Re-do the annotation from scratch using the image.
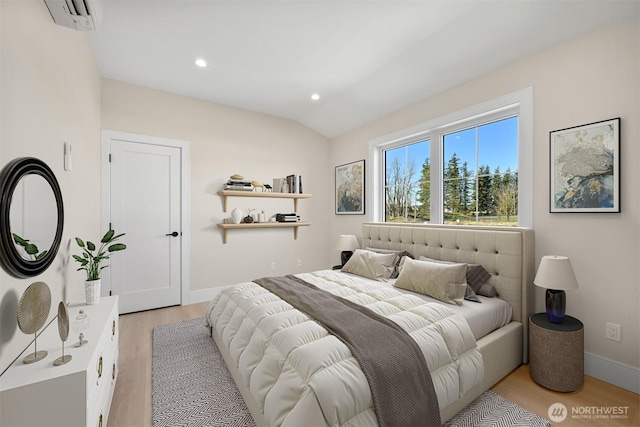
[88,1,639,138]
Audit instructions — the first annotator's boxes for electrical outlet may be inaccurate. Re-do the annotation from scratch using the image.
[297,258,302,267]
[270,262,276,271]
[606,322,621,342]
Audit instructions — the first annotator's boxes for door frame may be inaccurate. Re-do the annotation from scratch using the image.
[100,129,191,307]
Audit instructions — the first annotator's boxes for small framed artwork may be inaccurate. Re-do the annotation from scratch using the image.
[335,159,365,215]
[550,118,620,213]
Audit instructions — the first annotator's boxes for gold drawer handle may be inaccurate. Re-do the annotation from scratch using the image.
[98,413,103,427]
[112,320,116,338]
[97,355,103,383]
[112,362,116,380]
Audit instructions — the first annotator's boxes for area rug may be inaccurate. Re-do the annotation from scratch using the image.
[152,317,551,427]
[152,317,255,427]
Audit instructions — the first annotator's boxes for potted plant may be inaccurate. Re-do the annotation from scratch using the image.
[73,229,126,305]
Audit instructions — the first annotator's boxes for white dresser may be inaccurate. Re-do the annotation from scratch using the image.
[0,296,119,427]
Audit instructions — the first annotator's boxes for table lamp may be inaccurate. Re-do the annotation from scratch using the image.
[533,255,579,324]
[334,235,359,266]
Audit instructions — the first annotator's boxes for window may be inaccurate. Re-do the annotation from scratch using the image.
[443,116,518,225]
[370,88,532,227]
[384,140,430,223]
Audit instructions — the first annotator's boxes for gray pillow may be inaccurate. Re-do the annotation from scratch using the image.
[465,264,492,294]
[478,283,497,298]
[464,284,481,303]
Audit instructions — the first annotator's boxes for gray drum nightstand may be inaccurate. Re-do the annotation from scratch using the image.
[529,313,584,392]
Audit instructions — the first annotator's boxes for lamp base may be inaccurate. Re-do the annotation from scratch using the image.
[340,251,353,266]
[546,289,566,324]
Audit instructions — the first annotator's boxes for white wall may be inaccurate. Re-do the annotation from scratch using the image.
[100,80,333,297]
[0,0,102,372]
[1,0,637,392]
[0,0,333,375]
[329,22,640,388]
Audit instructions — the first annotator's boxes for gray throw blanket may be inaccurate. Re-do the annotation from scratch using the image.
[254,275,441,427]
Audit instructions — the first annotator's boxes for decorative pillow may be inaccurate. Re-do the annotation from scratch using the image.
[419,256,495,299]
[364,247,414,278]
[465,264,492,294]
[341,249,398,281]
[394,257,467,306]
[478,283,497,298]
[463,284,481,303]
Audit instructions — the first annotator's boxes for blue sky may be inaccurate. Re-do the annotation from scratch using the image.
[386,116,518,183]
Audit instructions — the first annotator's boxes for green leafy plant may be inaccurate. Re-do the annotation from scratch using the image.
[73,229,126,281]
[12,233,48,260]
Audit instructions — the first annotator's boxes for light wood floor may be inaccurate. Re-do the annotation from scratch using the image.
[108,302,639,427]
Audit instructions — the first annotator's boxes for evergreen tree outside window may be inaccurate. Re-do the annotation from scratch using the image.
[443,116,518,226]
[371,88,532,227]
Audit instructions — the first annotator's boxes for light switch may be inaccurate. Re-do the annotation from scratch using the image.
[64,142,72,171]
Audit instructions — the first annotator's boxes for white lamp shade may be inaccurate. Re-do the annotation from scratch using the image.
[534,255,579,291]
[334,235,359,251]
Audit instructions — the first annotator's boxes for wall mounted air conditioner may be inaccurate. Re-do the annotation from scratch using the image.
[43,0,103,31]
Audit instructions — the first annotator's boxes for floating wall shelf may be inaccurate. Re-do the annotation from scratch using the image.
[217,222,311,244]
[217,190,311,212]
[217,190,312,243]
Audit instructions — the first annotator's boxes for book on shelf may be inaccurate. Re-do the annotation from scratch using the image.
[224,179,254,191]
[276,213,300,222]
[272,175,303,193]
[286,175,303,194]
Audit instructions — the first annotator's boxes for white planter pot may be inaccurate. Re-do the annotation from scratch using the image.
[85,279,101,305]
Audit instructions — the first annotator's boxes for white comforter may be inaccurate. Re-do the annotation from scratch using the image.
[206,270,484,426]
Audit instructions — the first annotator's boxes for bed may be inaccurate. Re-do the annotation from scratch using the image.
[206,222,535,426]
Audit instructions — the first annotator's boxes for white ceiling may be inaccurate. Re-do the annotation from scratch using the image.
[88,1,639,138]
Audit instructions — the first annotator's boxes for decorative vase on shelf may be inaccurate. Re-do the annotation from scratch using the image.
[231,208,244,224]
[85,279,101,305]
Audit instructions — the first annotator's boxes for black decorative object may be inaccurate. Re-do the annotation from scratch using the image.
[545,289,566,324]
[334,235,359,266]
[0,157,64,278]
[340,251,353,266]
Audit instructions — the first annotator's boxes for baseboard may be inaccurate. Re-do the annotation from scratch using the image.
[584,352,640,394]
[189,286,230,305]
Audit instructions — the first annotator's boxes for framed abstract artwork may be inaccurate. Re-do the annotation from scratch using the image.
[335,159,365,215]
[550,118,620,213]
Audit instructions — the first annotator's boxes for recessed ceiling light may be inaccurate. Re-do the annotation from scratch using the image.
[311,93,320,101]
[195,58,207,68]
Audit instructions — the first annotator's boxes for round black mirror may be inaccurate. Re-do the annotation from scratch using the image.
[0,157,64,278]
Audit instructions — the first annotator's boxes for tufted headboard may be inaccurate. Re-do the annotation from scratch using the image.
[361,222,535,359]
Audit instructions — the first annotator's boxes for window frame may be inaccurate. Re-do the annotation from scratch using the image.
[369,88,533,227]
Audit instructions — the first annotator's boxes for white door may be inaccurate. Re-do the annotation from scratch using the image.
[102,131,189,314]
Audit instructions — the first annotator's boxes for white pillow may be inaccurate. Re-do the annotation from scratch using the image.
[341,249,397,281]
[394,257,468,305]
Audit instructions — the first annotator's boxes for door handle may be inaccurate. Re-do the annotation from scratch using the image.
[166,231,179,237]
